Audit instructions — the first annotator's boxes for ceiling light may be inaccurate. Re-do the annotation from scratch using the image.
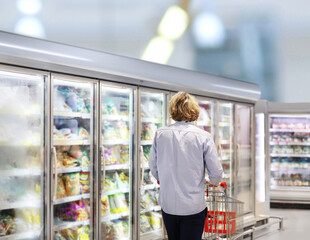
[158,6,189,40]
[15,17,45,38]
[142,37,174,64]
[192,12,225,48]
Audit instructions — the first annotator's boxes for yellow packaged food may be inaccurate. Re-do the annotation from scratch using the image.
[56,175,66,199]
[63,172,80,196]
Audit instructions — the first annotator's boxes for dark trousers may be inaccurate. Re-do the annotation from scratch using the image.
[162,208,207,240]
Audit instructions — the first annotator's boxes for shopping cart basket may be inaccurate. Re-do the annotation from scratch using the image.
[203,182,244,240]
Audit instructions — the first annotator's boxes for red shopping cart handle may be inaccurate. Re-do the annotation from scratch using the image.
[157,181,160,185]
[220,182,227,189]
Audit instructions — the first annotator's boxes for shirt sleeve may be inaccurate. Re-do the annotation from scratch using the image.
[203,137,223,186]
[148,132,159,181]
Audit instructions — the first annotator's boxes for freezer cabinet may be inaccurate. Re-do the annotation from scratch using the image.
[0,67,46,239]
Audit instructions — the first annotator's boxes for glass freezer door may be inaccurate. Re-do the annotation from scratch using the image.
[52,77,95,239]
[217,102,234,195]
[139,90,167,240]
[235,104,253,214]
[100,85,134,240]
[0,69,45,239]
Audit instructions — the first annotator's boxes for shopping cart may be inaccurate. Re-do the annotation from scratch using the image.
[203,182,244,240]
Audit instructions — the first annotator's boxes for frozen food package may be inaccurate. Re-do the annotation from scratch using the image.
[104,175,117,191]
[140,192,153,209]
[0,214,17,235]
[101,196,110,216]
[150,212,161,230]
[116,121,129,140]
[61,152,79,168]
[113,194,129,213]
[108,195,117,214]
[56,175,67,199]
[102,121,118,140]
[140,214,152,233]
[101,222,114,239]
[102,99,118,115]
[58,201,88,222]
[54,89,72,112]
[68,145,83,159]
[112,221,126,239]
[78,127,89,140]
[103,146,120,165]
[66,92,86,112]
[63,173,81,196]
[118,171,129,189]
[142,123,157,140]
[120,145,129,164]
[76,225,90,240]
[80,172,90,194]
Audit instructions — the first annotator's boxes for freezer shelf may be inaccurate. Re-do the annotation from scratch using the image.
[54,193,91,205]
[0,169,41,177]
[0,230,41,240]
[54,220,90,232]
[0,200,41,211]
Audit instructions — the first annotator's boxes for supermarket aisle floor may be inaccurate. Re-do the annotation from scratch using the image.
[255,207,309,239]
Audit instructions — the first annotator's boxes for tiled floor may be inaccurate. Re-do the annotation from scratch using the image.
[253,208,309,239]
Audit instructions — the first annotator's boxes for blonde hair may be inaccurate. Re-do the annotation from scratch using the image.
[169,92,200,122]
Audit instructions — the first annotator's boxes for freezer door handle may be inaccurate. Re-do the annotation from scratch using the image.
[236,143,240,177]
[101,146,106,194]
[52,146,58,201]
[140,146,145,190]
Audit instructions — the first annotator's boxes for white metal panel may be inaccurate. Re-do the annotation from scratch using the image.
[0,31,261,103]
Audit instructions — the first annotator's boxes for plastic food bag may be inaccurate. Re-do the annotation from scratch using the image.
[56,175,67,199]
[140,214,152,233]
[80,173,90,194]
[101,196,110,216]
[63,173,80,196]
[150,212,161,230]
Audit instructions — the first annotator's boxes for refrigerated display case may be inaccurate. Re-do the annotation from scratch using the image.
[0,31,261,238]
[256,101,310,205]
[99,84,135,240]
[197,99,255,220]
[269,114,310,203]
[139,89,168,240]
[51,76,95,240]
[0,68,45,239]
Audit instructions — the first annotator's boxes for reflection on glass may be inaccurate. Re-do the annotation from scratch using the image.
[269,115,310,188]
[236,105,252,214]
[197,100,214,136]
[218,103,234,195]
[101,86,133,240]
[53,79,93,240]
[140,92,166,238]
[0,70,44,239]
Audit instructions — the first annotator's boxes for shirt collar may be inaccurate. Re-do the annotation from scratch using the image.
[175,121,195,125]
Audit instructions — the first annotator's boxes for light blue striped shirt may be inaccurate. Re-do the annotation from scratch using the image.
[149,121,223,215]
